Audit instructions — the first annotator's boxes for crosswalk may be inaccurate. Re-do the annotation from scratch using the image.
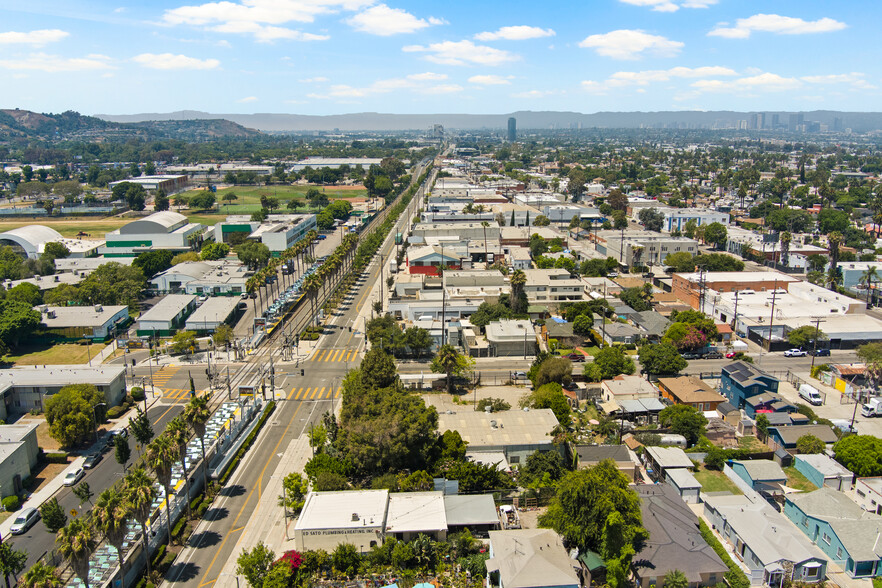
[162,388,205,400]
[290,386,342,400]
[151,366,180,388]
[309,348,359,363]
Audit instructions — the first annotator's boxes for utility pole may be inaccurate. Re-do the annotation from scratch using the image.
[766,280,780,352]
[269,356,275,401]
[809,317,825,371]
[226,366,232,400]
[732,289,741,332]
[441,244,447,347]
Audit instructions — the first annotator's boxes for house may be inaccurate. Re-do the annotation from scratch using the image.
[715,401,741,426]
[657,376,726,411]
[766,425,838,452]
[36,304,129,341]
[719,361,780,410]
[573,445,638,481]
[600,322,642,345]
[632,310,671,340]
[731,460,787,494]
[522,269,588,305]
[485,320,537,357]
[632,484,728,588]
[784,487,882,578]
[794,455,853,492]
[0,424,40,498]
[545,321,581,349]
[486,529,583,588]
[855,478,882,515]
[744,392,797,419]
[703,493,828,586]
[600,375,658,403]
[643,446,694,483]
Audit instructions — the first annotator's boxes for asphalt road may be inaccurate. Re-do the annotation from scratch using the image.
[11,403,185,569]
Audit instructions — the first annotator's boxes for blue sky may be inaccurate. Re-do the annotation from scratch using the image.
[2,0,878,115]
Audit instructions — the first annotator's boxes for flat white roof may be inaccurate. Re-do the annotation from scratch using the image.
[436,408,558,449]
[645,446,694,469]
[386,491,447,533]
[0,365,125,387]
[138,294,196,323]
[295,490,388,531]
[39,305,128,328]
[186,297,240,326]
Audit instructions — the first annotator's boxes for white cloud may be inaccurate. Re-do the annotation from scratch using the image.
[578,29,683,60]
[237,96,258,102]
[403,40,518,66]
[348,4,444,36]
[133,53,220,70]
[299,76,329,83]
[407,72,447,81]
[162,0,371,41]
[511,89,558,98]
[417,84,463,94]
[474,26,555,41]
[113,7,127,13]
[0,52,113,72]
[618,0,716,11]
[309,73,456,100]
[801,72,875,89]
[582,65,736,93]
[690,71,802,93]
[468,74,513,85]
[709,14,846,39]
[0,29,69,46]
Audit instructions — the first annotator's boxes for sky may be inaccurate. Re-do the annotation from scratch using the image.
[1,0,879,116]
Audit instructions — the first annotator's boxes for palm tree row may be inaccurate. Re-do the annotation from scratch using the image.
[245,230,318,311]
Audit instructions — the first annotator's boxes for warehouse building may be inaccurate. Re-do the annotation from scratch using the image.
[103,211,204,256]
[136,294,197,336]
[108,175,189,193]
[37,304,130,341]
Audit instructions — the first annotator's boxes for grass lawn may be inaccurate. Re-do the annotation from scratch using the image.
[576,345,601,356]
[0,219,128,238]
[738,435,769,452]
[694,466,743,494]
[784,466,819,491]
[4,342,107,366]
[180,184,366,206]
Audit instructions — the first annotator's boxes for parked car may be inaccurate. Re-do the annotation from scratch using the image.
[316,234,327,240]
[809,348,831,357]
[63,468,85,487]
[784,348,807,357]
[565,353,586,362]
[83,453,102,469]
[681,352,702,360]
[197,295,208,304]
[10,508,39,535]
[704,351,723,359]
[512,371,528,380]
[725,351,737,359]
[240,292,250,300]
[607,272,619,278]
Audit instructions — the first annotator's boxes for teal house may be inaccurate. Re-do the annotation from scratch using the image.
[784,487,882,578]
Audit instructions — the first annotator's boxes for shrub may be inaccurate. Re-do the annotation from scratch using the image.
[2,495,21,512]
[699,519,750,588]
[46,452,69,464]
[130,387,145,401]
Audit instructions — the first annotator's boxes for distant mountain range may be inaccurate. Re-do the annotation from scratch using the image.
[94,109,882,133]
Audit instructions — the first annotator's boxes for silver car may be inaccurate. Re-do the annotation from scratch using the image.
[10,507,39,535]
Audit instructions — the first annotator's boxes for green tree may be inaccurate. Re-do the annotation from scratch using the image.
[20,561,62,588]
[123,468,158,577]
[637,208,665,232]
[154,189,169,212]
[436,430,467,461]
[539,460,647,553]
[114,434,130,472]
[170,330,197,356]
[145,435,177,543]
[361,347,398,389]
[39,498,67,533]
[833,435,882,476]
[44,384,103,448]
[0,299,41,350]
[77,263,146,308]
[43,283,79,306]
[430,344,474,394]
[200,242,230,261]
[403,326,433,358]
[332,543,361,578]
[658,404,707,446]
[56,518,96,588]
[524,383,571,424]
[43,242,70,260]
[133,250,174,279]
[190,191,216,210]
[237,542,276,588]
[93,488,130,588]
[755,414,770,439]
[796,434,826,454]
[533,214,551,226]
[236,241,271,269]
[787,325,828,349]
[519,450,567,488]
[183,394,212,490]
[663,569,689,588]
[213,323,234,347]
[0,543,27,588]
[534,356,574,387]
[442,460,510,493]
[279,472,309,514]
[6,283,41,306]
[470,302,512,328]
[128,408,153,457]
[593,346,635,380]
[73,482,93,506]
[638,342,687,376]
[857,342,882,389]
[703,222,728,249]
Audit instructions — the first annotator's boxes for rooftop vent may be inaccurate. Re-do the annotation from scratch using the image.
[351,512,359,521]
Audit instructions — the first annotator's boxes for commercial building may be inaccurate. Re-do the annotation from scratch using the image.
[37,304,129,341]
[411,222,500,243]
[485,319,537,357]
[633,484,728,588]
[486,529,582,588]
[136,294,197,336]
[507,117,517,142]
[150,260,251,296]
[656,208,730,232]
[184,296,241,333]
[103,211,204,256]
[0,365,126,419]
[212,214,317,254]
[0,423,39,498]
[596,231,699,267]
[657,376,726,411]
[406,245,463,276]
[671,271,800,311]
[784,487,882,578]
[0,225,95,260]
[288,157,384,172]
[703,492,827,586]
[436,408,559,466]
[108,175,188,193]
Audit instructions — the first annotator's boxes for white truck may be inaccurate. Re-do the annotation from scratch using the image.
[798,383,823,406]
[862,397,882,417]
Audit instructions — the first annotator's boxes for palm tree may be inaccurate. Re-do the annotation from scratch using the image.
[93,488,131,588]
[861,266,879,305]
[433,344,462,395]
[145,436,176,543]
[509,269,526,313]
[123,469,158,577]
[481,221,490,265]
[165,417,193,518]
[56,518,96,588]
[20,562,62,588]
[183,395,211,492]
[780,231,792,267]
[304,274,322,327]
[828,231,843,290]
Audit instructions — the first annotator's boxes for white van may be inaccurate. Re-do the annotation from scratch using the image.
[798,383,823,406]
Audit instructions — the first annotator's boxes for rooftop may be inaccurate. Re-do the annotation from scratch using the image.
[436,409,559,450]
[787,487,882,562]
[0,365,125,387]
[443,494,499,527]
[37,304,128,328]
[644,446,694,470]
[795,454,853,478]
[665,467,702,490]
[658,376,726,404]
[486,529,581,588]
[574,444,633,463]
[769,424,839,445]
[485,319,533,342]
[185,297,240,326]
[386,492,447,533]
[295,490,388,531]
[733,459,786,482]
[138,294,197,323]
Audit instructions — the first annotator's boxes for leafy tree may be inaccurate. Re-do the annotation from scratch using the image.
[114,434,130,471]
[200,242,230,260]
[45,384,103,448]
[0,543,27,588]
[665,322,707,351]
[796,434,826,454]
[190,191,216,210]
[43,283,79,306]
[519,450,567,488]
[314,472,349,491]
[56,518,96,588]
[237,542,276,588]
[77,263,146,308]
[703,222,728,249]
[133,250,173,278]
[129,408,153,456]
[807,254,828,272]
[539,460,647,553]
[692,253,744,272]
[787,325,828,349]
[533,214,551,226]
[573,314,594,336]
[637,208,665,232]
[171,251,200,265]
[857,342,882,389]
[6,283,41,306]
[361,347,398,389]
[817,208,850,233]
[213,323,234,347]
[332,543,361,578]
[618,285,652,312]
[403,326,432,357]
[755,414,770,439]
[833,435,882,476]
[43,242,70,260]
[436,430,467,462]
[154,189,169,212]
[279,472,309,514]
[469,301,512,328]
[236,241,271,269]
[524,383,571,424]
[0,299,41,350]
[442,460,510,493]
[303,453,351,482]
[663,569,689,588]
[534,356,574,387]
[664,251,696,272]
[638,342,687,376]
[73,482,93,506]
[39,497,67,533]
[593,346,635,380]
[430,344,474,394]
[658,404,707,446]
[170,330,197,355]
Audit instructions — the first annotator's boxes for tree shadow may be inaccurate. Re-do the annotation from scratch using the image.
[202,507,229,522]
[165,562,201,582]
[219,484,245,497]
[188,530,222,548]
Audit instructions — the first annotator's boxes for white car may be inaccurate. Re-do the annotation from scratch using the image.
[10,507,39,535]
[63,468,85,487]
[784,348,807,357]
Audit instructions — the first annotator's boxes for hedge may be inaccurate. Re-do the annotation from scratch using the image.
[130,387,146,402]
[2,496,20,512]
[699,519,750,588]
[218,401,276,485]
[45,453,68,464]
